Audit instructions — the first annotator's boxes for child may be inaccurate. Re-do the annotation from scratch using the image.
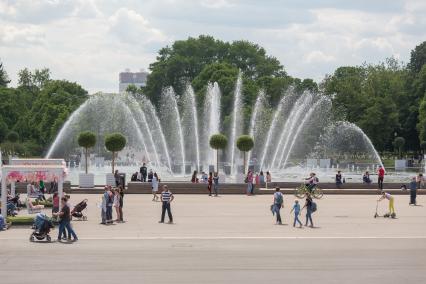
[378,191,396,217]
[113,189,121,222]
[213,172,219,196]
[290,199,302,228]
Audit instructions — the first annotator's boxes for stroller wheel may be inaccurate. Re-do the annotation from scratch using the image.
[46,235,51,242]
[29,234,34,242]
[83,216,87,221]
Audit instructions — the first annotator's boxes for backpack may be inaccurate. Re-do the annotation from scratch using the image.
[275,193,283,205]
[311,201,317,212]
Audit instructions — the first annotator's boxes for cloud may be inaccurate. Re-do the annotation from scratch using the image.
[304,51,335,64]
[0,24,45,46]
[108,8,167,46]
[0,0,425,93]
[200,0,234,9]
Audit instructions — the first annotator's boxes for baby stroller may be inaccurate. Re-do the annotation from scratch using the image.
[30,213,54,242]
[71,199,88,221]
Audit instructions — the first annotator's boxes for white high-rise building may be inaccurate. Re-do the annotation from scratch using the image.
[119,69,148,93]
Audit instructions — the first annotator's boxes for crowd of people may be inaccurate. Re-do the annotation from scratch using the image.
[100,185,124,224]
[2,161,423,236]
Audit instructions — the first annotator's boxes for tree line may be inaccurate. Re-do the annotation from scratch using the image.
[1,36,425,157]
[0,66,88,156]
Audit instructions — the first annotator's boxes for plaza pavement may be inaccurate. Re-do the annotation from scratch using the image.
[1,193,426,283]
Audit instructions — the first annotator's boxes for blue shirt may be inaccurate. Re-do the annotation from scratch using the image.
[293,203,300,214]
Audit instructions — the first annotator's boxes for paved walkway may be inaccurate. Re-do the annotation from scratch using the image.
[1,194,426,283]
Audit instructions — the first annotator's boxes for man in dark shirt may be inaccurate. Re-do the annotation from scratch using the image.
[54,197,78,242]
[140,163,148,182]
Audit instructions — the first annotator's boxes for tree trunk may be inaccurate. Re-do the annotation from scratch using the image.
[216,149,219,175]
[85,147,88,174]
[243,151,246,174]
[112,151,115,174]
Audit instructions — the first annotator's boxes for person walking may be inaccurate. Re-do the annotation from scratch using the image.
[272,187,284,225]
[159,185,174,224]
[140,163,148,182]
[213,172,219,196]
[207,172,213,196]
[409,177,417,205]
[152,172,159,201]
[302,195,314,227]
[290,199,303,228]
[377,165,385,190]
[54,197,78,242]
[246,170,254,195]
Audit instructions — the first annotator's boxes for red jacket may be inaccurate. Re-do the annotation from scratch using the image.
[378,168,385,177]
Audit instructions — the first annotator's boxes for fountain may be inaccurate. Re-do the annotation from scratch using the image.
[46,74,388,184]
[161,87,186,175]
[181,84,200,171]
[247,90,266,167]
[228,72,243,174]
[202,82,221,171]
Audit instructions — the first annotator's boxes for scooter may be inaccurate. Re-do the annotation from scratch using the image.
[374,201,396,218]
[374,201,380,218]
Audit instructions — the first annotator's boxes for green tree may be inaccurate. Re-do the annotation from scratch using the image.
[105,133,126,174]
[408,41,426,74]
[236,135,254,173]
[78,131,97,174]
[0,118,8,143]
[209,134,228,174]
[7,130,19,154]
[393,136,405,158]
[18,68,33,88]
[0,61,11,87]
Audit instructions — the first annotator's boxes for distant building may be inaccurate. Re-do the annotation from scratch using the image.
[119,69,148,93]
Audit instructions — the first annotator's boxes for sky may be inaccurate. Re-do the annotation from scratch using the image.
[0,0,425,93]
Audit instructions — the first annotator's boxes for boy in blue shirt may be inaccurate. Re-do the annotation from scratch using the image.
[290,199,302,228]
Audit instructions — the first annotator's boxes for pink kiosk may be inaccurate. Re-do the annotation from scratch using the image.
[1,159,67,214]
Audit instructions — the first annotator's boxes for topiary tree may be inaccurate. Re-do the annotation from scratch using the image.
[393,136,405,159]
[6,130,19,155]
[105,133,126,174]
[236,135,254,173]
[209,134,228,174]
[78,131,97,174]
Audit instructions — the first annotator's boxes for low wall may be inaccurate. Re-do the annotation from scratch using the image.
[9,181,421,195]
[13,182,72,193]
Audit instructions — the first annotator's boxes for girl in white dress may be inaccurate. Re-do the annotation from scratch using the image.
[151,172,159,201]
